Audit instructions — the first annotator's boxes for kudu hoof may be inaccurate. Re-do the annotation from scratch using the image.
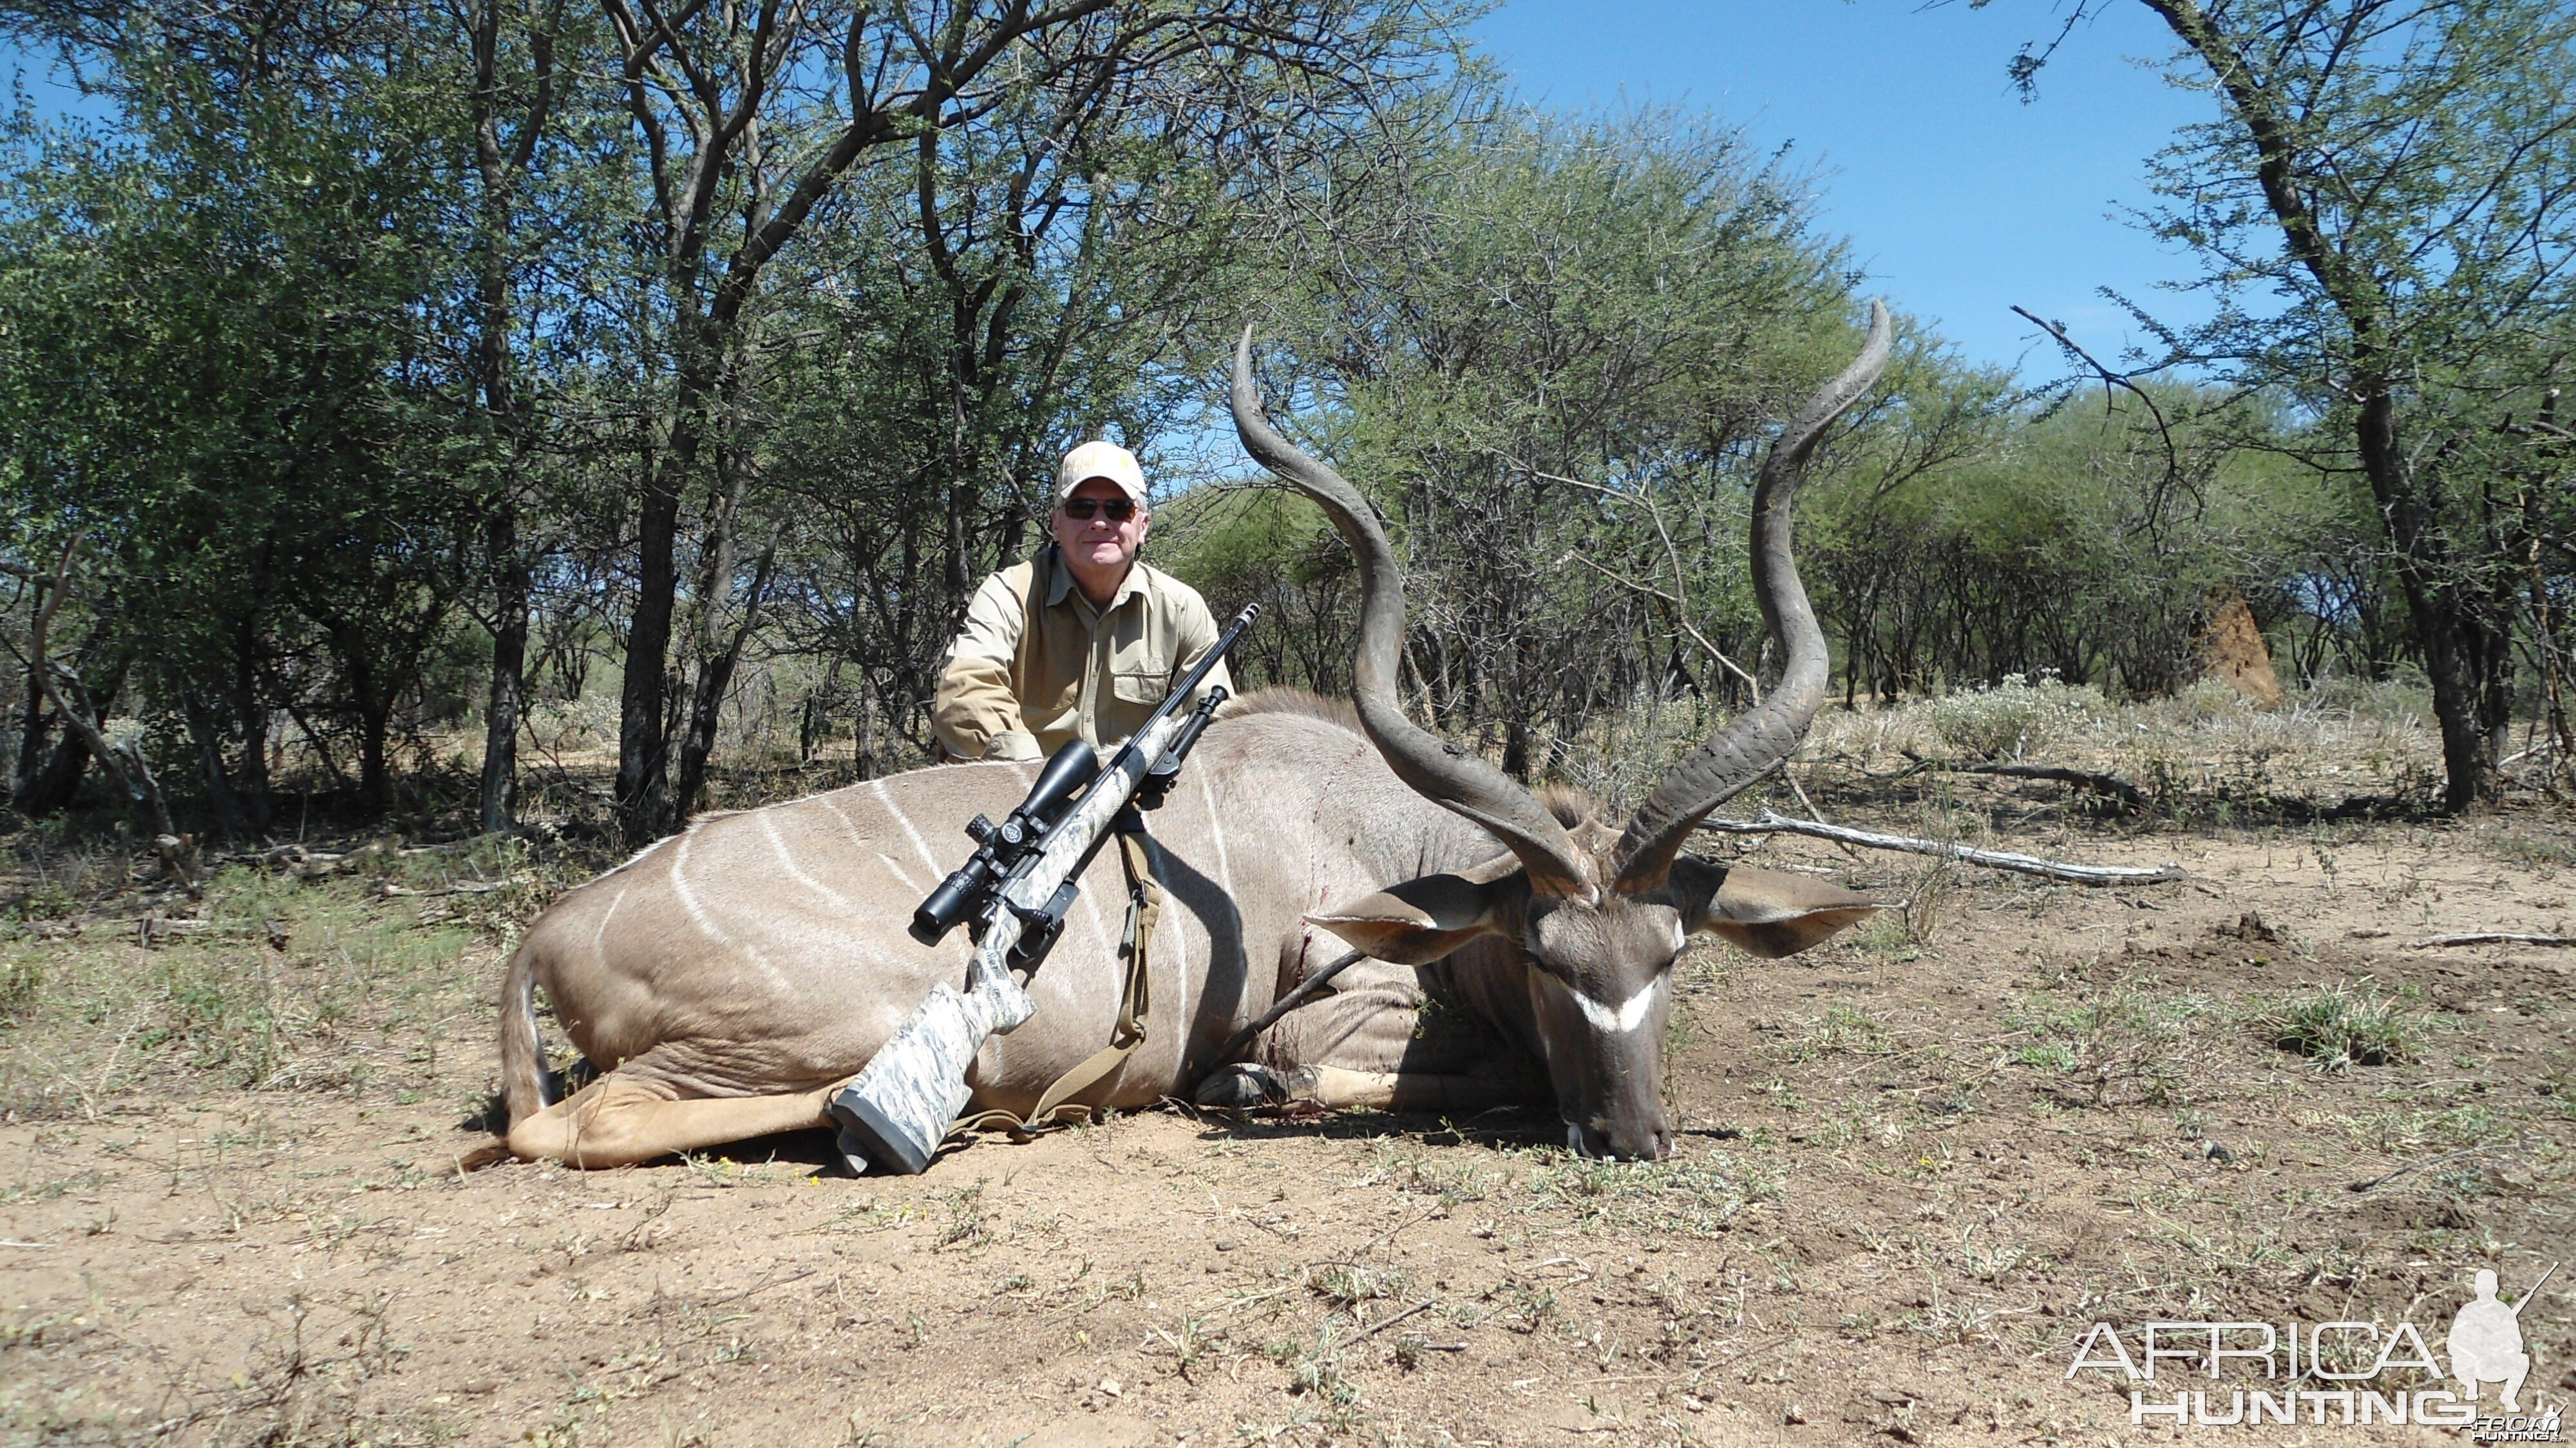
[1193,1063,1287,1110]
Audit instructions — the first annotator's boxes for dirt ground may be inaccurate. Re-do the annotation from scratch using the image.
[3,700,2573,1447]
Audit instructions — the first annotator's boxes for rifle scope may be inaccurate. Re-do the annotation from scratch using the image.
[908,740,1101,946]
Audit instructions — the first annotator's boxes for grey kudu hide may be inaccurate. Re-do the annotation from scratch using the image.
[496,306,1893,1168]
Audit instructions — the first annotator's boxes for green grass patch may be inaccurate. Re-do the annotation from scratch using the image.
[2000,982,2228,1105]
[1523,1149,1778,1238]
[2254,978,2421,1068]
[1777,1003,1897,1062]
[0,955,40,1024]
[2491,830,2576,870]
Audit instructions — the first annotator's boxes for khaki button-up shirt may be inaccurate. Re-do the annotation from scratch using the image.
[933,546,1233,761]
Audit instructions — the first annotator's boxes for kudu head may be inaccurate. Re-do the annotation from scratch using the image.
[1230,303,1895,1161]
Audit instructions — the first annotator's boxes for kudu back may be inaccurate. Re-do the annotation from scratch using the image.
[497,306,1893,1168]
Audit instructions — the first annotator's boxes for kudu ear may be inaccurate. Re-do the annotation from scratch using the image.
[1307,861,1521,966]
[1663,858,1879,960]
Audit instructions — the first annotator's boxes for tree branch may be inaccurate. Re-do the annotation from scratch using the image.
[1699,810,2184,885]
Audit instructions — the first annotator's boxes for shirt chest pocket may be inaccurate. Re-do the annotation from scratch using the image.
[1108,614,1167,705]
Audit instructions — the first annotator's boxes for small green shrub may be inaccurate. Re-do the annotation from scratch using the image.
[143,956,281,1084]
[0,955,41,1024]
[1307,1263,1405,1308]
[2297,675,2432,725]
[1924,672,2108,759]
[10,881,78,922]
[2255,980,2419,1068]
[1778,1003,1895,1062]
[2492,832,2576,870]
[2150,678,2253,727]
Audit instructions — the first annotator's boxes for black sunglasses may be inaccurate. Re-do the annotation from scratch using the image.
[1062,497,1138,522]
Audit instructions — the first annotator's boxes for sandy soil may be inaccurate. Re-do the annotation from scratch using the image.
[3,783,2573,1446]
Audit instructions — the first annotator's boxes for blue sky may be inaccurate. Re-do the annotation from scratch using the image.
[1468,0,2222,377]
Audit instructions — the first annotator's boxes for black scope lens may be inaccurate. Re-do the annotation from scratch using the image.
[909,861,987,946]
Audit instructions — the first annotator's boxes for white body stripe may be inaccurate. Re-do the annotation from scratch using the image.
[874,852,921,893]
[671,828,788,990]
[871,778,942,875]
[1197,774,1236,899]
[814,793,872,852]
[670,830,726,946]
[591,882,629,959]
[762,813,856,915]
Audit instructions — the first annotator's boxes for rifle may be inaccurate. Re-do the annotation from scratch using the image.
[2512,1261,2558,1315]
[829,602,1258,1174]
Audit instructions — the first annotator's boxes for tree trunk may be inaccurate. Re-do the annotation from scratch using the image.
[358,701,392,815]
[2357,390,2507,811]
[673,530,779,820]
[18,731,89,815]
[179,689,249,837]
[480,503,529,834]
[29,591,173,839]
[14,649,51,805]
[232,624,272,832]
[615,443,683,845]
[15,646,128,815]
[2143,0,2514,811]
[855,685,878,781]
[466,2,548,837]
[802,653,842,763]
[240,701,272,832]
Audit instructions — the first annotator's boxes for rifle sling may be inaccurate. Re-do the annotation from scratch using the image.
[947,825,1160,1138]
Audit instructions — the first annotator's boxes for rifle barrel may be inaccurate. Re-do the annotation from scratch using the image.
[2513,1261,2558,1315]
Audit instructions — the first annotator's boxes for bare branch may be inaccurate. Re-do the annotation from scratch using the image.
[1699,810,2184,886]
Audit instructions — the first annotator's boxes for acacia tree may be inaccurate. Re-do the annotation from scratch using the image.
[750,44,1287,776]
[1267,99,1957,781]
[1984,0,2576,807]
[596,0,1443,844]
[0,50,484,819]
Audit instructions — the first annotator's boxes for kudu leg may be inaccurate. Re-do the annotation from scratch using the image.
[507,1068,844,1170]
[1214,957,1540,1118]
[1285,1064,1521,1114]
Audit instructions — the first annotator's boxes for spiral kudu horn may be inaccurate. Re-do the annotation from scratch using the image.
[1230,327,1594,899]
[1611,300,1894,891]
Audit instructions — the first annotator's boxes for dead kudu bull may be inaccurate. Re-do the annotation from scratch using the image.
[497,307,1893,1168]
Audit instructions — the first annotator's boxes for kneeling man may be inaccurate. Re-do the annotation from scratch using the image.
[934,441,1231,762]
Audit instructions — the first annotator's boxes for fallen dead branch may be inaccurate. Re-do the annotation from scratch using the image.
[1945,760,2148,809]
[135,917,235,948]
[219,841,401,879]
[374,879,513,899]
[1699,811,2185,885]
[1344,1297,1439,1346]
[2347,1139,2524,1193]
[2404,933,2576,949]
[1891,750,2149,810]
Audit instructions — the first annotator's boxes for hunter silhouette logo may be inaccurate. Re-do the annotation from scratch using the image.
[2453,1266,2553,1413]
[2065,1262,2562,1434]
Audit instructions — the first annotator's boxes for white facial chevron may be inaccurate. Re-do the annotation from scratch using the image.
[1549,973,1662,1035]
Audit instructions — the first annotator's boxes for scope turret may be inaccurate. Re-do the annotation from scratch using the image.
[907,740,1101,947]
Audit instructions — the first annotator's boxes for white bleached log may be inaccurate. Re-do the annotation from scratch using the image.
[1699,810,2184,886]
